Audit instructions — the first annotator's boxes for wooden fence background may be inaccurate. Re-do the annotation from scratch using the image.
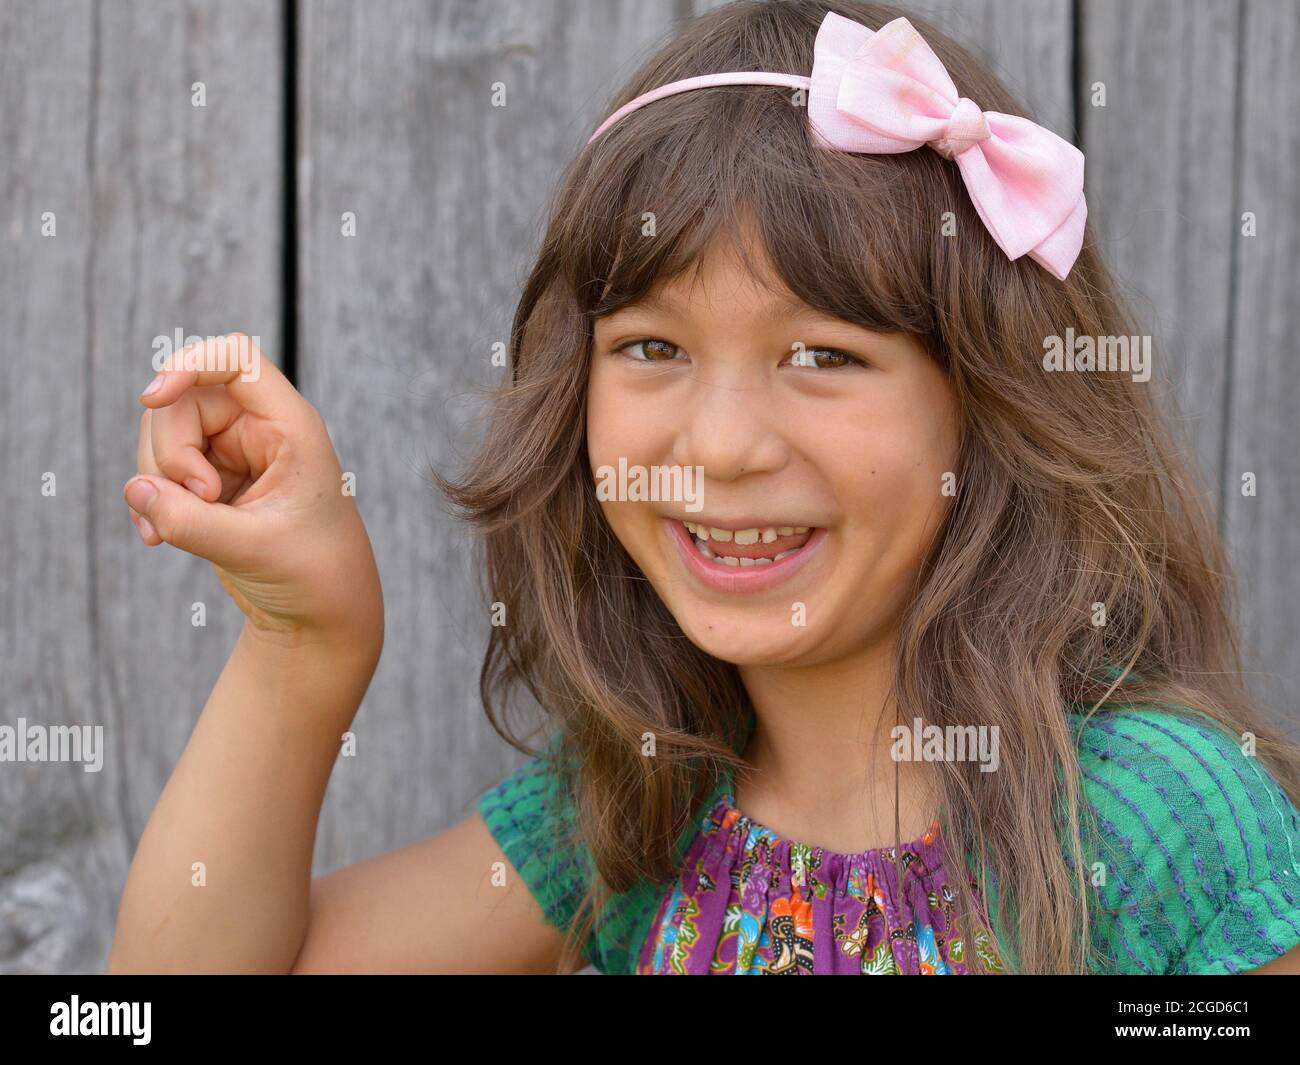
[1,0,1296,974]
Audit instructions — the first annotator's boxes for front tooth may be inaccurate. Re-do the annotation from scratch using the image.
[794,526,810,534]
[738,556,755,566]
[761,527,778,543]
[709,527,733,542]
[720,555,739,566]
[733,527,760,545]
[777,526,794,536]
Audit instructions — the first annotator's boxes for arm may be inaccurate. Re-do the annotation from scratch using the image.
[109,620,571,974]
[107,622,379,973]
[289,810,572,974]
[108,335,570,974]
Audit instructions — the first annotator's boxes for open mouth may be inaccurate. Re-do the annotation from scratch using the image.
[665,517,828,592]
[681,520,816,566]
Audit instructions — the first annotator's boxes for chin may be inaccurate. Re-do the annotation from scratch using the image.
[659,595,832,666]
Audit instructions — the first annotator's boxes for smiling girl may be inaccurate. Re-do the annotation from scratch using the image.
[108,0,1300,975]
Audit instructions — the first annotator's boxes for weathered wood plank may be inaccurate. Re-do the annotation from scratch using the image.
[0,0,283,973]
[0,0,104,978]
[1079,0,1238,501]
[1222,0,1300,725]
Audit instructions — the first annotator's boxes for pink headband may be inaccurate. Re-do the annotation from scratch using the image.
[587,13,1087,280]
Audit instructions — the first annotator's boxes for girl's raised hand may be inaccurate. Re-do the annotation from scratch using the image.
[124,333,383,644]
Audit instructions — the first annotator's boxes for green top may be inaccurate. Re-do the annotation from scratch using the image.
[477,707,1300,974]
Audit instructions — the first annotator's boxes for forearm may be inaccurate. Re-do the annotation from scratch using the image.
[107,619,382,973]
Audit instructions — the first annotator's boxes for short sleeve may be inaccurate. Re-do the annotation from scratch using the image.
[1073,708,1300,975]
[476,732,595,944]
[476,733,702,974]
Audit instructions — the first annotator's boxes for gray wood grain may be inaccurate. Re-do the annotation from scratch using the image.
[0,0,282,973]
[1222,0,1300,725]
[0,0,105,978]
[1079,0,1238,506]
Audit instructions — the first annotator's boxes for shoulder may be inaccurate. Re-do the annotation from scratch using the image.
[475,731,676,974]
[1068,707,1300,974]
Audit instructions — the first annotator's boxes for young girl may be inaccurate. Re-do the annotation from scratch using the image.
[109,0,1300,975]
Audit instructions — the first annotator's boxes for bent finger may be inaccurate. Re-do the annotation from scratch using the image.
[139,333,304,422]
[147,391,230,501]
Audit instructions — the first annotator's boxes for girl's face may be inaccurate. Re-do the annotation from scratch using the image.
[587,233,960,667]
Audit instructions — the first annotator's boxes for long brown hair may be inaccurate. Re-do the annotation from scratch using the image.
[436,0,1300,974]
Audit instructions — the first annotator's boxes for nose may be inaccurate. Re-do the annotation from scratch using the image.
[670,367,787,482]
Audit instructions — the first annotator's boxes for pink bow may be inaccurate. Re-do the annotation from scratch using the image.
[807,14,1087,280]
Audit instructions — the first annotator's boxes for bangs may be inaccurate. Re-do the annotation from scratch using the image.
[559,81,955,341]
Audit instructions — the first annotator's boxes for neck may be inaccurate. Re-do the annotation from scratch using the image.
[734,632,938,850]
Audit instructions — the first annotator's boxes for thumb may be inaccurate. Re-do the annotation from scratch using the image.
[123,475,254,563]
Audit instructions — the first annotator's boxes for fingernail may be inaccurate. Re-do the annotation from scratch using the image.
[141,373,165,397]
[136,517,157,543]
[125,477,157,512]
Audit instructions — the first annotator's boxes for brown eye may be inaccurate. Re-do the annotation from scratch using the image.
[621,338,681,362]
[789,346,865,370]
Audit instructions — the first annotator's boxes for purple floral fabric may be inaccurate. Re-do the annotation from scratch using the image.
[637,790,1004,974]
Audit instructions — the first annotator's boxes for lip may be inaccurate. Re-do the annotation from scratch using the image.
[665,517,829,594]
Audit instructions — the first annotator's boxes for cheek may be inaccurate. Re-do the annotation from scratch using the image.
[817,391,957,552]
[586,367,670,552]
[844,432,949,515]
[585,362,665,468]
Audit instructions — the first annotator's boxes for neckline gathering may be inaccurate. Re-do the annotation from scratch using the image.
[710,758,946,864]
